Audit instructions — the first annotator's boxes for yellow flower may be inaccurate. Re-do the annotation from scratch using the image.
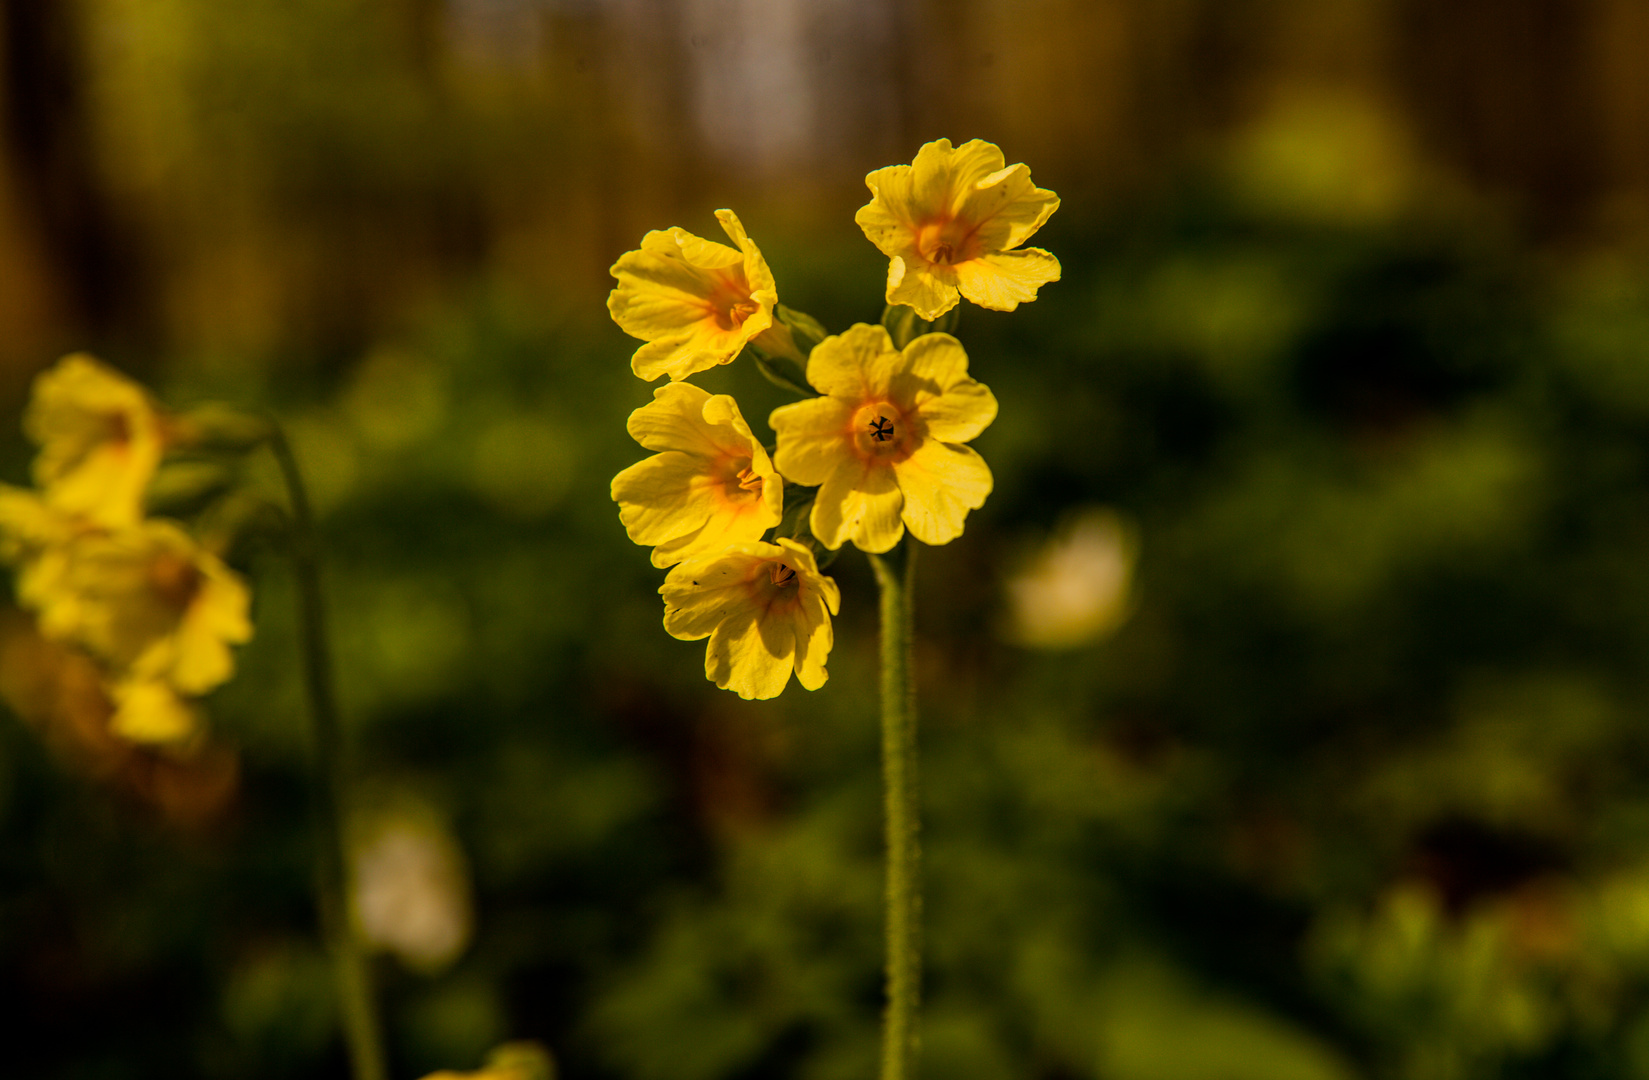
[0,486,82,635]
[24,353,168,527]
[855,138,1061,321]
[608,209,791,382]
[769,324,996,553]
[107,677,202,745]
[420,1042,555,1080]
[51,518,252,699]
[611,383,783,567]
[661,537,840,700]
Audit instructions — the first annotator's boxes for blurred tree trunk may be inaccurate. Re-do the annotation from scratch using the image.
[0,0,150,347]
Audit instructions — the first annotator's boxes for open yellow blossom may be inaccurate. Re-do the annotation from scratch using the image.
[51,518,252,699]
[856,138,1061,321]
[661,537,840,700]
[612,382,783,567]
[770,324,997,553]
[608,209,789,382]
[24,353,168,527]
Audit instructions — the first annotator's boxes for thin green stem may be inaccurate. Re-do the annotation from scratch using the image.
[869,541,920,1080]
[269,425,388,1080]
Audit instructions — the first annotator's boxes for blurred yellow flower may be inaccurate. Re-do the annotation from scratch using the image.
[107,677,202,744]
[856,138,1061,321]
[420,1042,554,1080]
[660,537,840,700]
[611,383,783,567]
[769,324,996,553]
[53,519,252,701]
[0,487,82,636]
[608,209,790,382]
[24,353,168,527]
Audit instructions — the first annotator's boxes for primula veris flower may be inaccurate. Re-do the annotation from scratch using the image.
[661,537,840,700]
[107,677,201,744]
[770,323,996,553]
[421,1042,554,1080]
[0,486,82,633]
[856,138,1061,321]
[608,209,789,382]
[24,353,168,527]
[612,382,783,567]
[54,519,252,699]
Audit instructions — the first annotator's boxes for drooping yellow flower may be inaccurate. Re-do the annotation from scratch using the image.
[608,209,793,382]
[611,383,783,567]
[661,537,840,700]
[856,138,1061,321]
[24,353,168,527]
[769,324,997,553]
[50,518,252,700]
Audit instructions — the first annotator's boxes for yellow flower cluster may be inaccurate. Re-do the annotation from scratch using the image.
[609,139,1057,699]
[0,355,252,745]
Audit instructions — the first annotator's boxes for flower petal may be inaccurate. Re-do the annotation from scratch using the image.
[706,608,793,700]
[893,335,997,443]
[951,248,1062,312]
[887,258,961,322]
[649,493,771,568]
[661,546,765,640]
[625,382,720,454]
[802,323,894,399]
[108,679,200,744]
[790,590,833,690]
[770,396,856,486]
[895,440,993,546]
[612,452,716,546]
[812,459,904,553]
[958,164,1061,252]
[930,139,1010,215]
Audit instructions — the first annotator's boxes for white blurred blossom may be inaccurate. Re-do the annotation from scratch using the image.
[352,808,473,972]
[1005,508,1136,649]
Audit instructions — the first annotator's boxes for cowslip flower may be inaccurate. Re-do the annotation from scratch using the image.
[420,1043,554,1080]
[661,537,840,700]
[769,323,996,553]
[51,519,252,703]
[608,209,794,382]
[855,138,1061,321]
[0,487,82,635]
[612,382,783,567]
[106,676,202,744]
[24,353,168,527]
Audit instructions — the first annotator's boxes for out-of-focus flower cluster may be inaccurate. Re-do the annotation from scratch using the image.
[0,355,252,746]
[607,139,1059,698]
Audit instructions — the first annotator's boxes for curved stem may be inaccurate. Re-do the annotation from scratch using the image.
[269,425,388,1080]
[869,541,920,1080]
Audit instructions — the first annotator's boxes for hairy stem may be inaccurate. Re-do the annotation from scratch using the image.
[869,541,920,1080]
[269,425,387,1080]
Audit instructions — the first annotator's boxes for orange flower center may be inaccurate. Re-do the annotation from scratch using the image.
[715,454,764,507]
[146,551,202,612]
[850,402,916,462]
[769,561,798,588]
[915,218,981,267]
[706,270,759,331]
